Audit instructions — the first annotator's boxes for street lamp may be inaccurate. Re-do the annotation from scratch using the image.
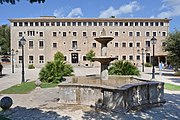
[20,37,26,83]
[150,36,157,79]
[11,49,18,73]
[137,48,145,72]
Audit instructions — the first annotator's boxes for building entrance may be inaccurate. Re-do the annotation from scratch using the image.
[71,53,78,63]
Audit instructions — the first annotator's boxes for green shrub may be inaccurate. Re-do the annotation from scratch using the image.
[145,63,152,67]
[28,64,35,69]
[174,71,180,76]
[39,51,74,83]
[108,60,140,76]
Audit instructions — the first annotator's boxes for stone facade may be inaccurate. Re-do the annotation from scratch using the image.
[9,16,170,68]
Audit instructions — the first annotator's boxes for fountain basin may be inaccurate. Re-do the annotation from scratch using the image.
[94,36,114,44]
[93,57,118,64]
[58,76,165,112]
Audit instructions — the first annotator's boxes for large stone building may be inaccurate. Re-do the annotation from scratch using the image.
[9,16,170,68]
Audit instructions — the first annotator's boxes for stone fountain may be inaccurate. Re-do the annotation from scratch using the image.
[93,28,117,81]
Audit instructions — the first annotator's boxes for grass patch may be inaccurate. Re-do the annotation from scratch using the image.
[164,83,180,91]
[40,82,58,88]
[0,81,58,94]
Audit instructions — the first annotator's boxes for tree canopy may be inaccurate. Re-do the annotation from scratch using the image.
[163,30,180,69]
[86,50,95,62]
[0,0,45,4]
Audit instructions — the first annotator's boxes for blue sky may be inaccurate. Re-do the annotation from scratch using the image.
[0,0,180,32]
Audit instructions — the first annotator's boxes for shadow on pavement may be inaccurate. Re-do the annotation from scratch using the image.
[0,106,71,120]
[0,74,9,78]
[82,93,180,120]
[167,78,180,83]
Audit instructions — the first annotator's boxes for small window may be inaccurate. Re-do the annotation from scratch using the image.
[145,22,149,26]
[162,32,166,36]
[29,56,34,64]
[146,41,150,47]
[119,22,123,26]
[99,22,102,26]
[78,22,81,26]
[92,32,96,37]
[57,22,60,26]
[136,32,140,36]
[136,55,140,60]
[115,32,118,36]
[114,22,118,26]
[83,22,87,26]
[39,55,44,63]
[153,32,157,36]
[146,32,150,37]
[88,22,92,26]
[150,22,154,26]
[129,43,133,47]
[104,22,107,26]
[19,22,23,26]
[72,22,76,26]
[83,56,86,61]
[53,32,57,37]
[129,55,133,60]
[40,22,44,26]
[63,32,66,37]
[73,32,77,36]
[140,22,144,26]
[19,56,22,63]
[115,43,118,47]
[39,41,44,49]
[29,41,33,49]
[64,56,67,61]
[160,22,164,26]
[62,22,66,26]
[130,22,133,26]
[92,43,96,48]
[136,42,140,47]
[39,32,43,37]
[129,32,133,36]
[51,22,55,26]
[35,22,39,26]
[19,32,23,37]
[125,22,128,26]
[93,22,97,26]
[122,43,126,47]
[46,22,49,26]
[135,22,138,26]
[83,32,87,37]
[53,43,57,48]
[109,22,113,26]
[155,22,159,26]
[24,22,28,26]
[122,56,126,60]
[14,22,17,26]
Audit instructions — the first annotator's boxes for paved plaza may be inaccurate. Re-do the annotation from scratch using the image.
[0,65,180,120]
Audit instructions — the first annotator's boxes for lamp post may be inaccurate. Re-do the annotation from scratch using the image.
[11,49,18,73]
[150,36,157,79]
[137,48,145,72]
[20,37,26,83]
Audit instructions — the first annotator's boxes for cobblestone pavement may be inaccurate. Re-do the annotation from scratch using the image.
[0,66,180,120]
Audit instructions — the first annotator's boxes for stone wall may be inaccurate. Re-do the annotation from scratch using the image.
[58,77,165,111]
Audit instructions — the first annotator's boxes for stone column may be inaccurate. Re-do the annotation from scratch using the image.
[101,43,107,56]
[101,62,109,80]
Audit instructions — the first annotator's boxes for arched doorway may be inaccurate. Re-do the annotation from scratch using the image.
[71,53,78,63]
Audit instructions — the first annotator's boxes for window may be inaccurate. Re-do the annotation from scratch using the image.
[30,22,34,26]
[162,32,166,36]
[24,22,28,26]
[129,32,133,36]
[104,22,108,26]
[115,43,118,47]
[63,32,66,37]
[140,22,144,26]
[146,41,150,47]
[136,32,140,36]
[14,22,17,26]
[29,41,33,49]
[64,56,67,61]
[39,55,44,63]
[125,22,128,26]
[136,42,140,47]
[27,31,35,36]
[19,32,23,37]
[88,22,92,26]
[136,55,140,60]
[72,22,76,26]
[130,22,133,26]
[99,22,102,26]
[160,22,164,26]
[92,32,96,37]
[83,22,87,26]
[155,22,159,26]
[51,22,55,26]
[119,22,123,26]
[122,56,126,60]
[83,56,86,61]
[39,41,44,49]
[153,32,157,36]
[150,22,154,26]
[114,22,118,26]
[39,32,43,37]
[62,22,66,26]
[56,22,60,26]
[18,41,22,48]
[145,22,149,26]
[72,41,77,49]
[93,22,97,26]
[53,32,57,37]
[129,55,133,60]
[46,22,49,26]
[92,43,96,48]
[109,22,113,26]
[113,32,118,36]
[53,43,57,48]
[129,42,133,47]
[122,42,126,47]
[83,32,87,37]
[19,22,23,26]
[40,22,44,26]
[78,22,81,26]
[146,32,150,37]
[135,22,138,26]
[29,56,34,63]
[35,22,39,26]
[73,32,77,36]
[19,56,22,63]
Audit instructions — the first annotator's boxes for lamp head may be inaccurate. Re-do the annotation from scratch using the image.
[20,37,26,46]
[150,36,157,45]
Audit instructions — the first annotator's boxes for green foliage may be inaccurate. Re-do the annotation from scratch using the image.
[0,25,10,55]
[39,51,73,83]
[164,83,180,91]
[28,64,35,69]
[40,82,58,88]
[86,50,95,62]
[163,31,180,69]
[145,63,152,67]
[0,0,45,4]
[109,60,140,76]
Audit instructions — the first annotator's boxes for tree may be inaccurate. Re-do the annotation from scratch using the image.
[0,0,45,4]
[163,30,180,70]
[108,60,140,76]
[39,51,73,83]
[0,25,10,55]
[86,50,95,66]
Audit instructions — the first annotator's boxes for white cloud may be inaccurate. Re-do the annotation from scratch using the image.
[67,8,83,18]
[158,0,180,18]
[99,1,140,18]
[53,7,83,18]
